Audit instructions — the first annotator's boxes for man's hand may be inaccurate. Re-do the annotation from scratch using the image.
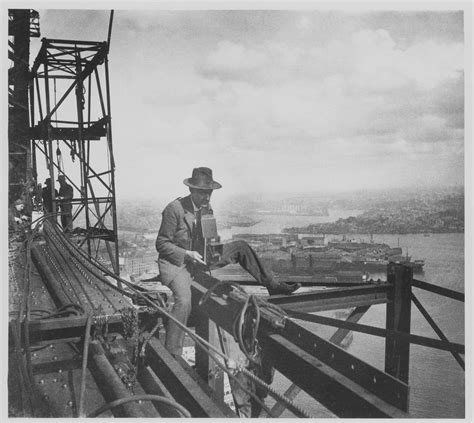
[21,215,29,221]
[14,217,21,223]
[185,250,206,265]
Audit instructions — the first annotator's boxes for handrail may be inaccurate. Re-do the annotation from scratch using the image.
[286,309,464,354]
[411,294,464,370]
[412,279,464,302]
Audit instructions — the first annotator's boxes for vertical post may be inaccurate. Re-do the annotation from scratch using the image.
[194,311,224,402]
[385,263,412,383]
[75,52,92,256]
[104,50,120,277]
[43,49,57,219]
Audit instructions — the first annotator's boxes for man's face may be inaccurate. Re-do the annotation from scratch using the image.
[15,204,24,212]
[190,189,213,208]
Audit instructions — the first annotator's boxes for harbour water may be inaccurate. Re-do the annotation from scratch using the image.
[218,213,465,418]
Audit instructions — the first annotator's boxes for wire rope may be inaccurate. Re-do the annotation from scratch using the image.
[87,394,191,418]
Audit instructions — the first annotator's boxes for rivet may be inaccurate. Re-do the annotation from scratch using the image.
[38,379,45,385]
[52,378,57,383]
[50,344,54,349]
[67,400,73,407]
[351,364,355,370]
[53,356,58,361]
[32,352,38,358]
[58,369,63,374]
[137,400,143,404]
[62,383,68,389]
[43,394,49,401]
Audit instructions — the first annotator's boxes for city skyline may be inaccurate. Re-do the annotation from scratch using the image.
[28,5,466,202]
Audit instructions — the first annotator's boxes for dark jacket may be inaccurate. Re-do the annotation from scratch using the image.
[156,196,197,285]
[59,183,73,213]
[42,186,58,213]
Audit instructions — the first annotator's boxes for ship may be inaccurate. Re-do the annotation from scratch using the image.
[219,213,261,228]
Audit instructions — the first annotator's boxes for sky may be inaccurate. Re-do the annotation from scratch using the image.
[27,5,467,203]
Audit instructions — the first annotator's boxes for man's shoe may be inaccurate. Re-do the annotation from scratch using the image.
[267,282,301,296]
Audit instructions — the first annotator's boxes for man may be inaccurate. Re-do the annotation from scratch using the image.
[156,167,299,357]
[57,175,74,232]
[42,178,58,215]
[8,199,29,233]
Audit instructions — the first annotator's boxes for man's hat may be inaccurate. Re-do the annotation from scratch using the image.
[57,175,66,181]
[45,178,51,184]
[183,167,222,190]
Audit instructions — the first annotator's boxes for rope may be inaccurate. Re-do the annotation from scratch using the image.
[87,394,191,418]
[237,366,313,418]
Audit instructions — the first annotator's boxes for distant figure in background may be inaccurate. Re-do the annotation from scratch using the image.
[57,175,74,233]
[42,178,58,216]
[8,199,29,234]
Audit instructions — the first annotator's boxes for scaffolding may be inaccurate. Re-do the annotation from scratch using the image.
[29,37,119,273]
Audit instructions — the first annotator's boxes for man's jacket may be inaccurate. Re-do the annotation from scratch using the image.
[156,195,197,285]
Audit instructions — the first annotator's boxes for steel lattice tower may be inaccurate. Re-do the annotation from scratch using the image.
[30,37,120,273]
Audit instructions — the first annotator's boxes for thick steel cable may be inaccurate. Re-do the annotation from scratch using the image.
[47,228,119,313]
[46,222,135,299]
[45,239,96,308]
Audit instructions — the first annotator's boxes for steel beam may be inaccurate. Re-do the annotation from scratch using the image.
[143,337,234,417]
[267,283,391,312]
[385,264,412,383]
[12,315,124,345]
[263,334,407,418]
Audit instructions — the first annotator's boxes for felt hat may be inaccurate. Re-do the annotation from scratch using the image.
[183,167,222,190]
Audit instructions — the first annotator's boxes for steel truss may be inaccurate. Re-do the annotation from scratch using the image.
[30,38,119,272]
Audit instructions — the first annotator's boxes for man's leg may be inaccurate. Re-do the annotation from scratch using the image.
[220,240,299,295]
[165,268,193,356]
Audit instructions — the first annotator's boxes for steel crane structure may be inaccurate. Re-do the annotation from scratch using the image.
[29,35,119,273]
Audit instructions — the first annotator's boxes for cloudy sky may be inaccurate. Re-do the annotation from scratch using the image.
[29,6,465,202]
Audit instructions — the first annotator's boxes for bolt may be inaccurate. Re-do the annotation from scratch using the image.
[67,400,73,407]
